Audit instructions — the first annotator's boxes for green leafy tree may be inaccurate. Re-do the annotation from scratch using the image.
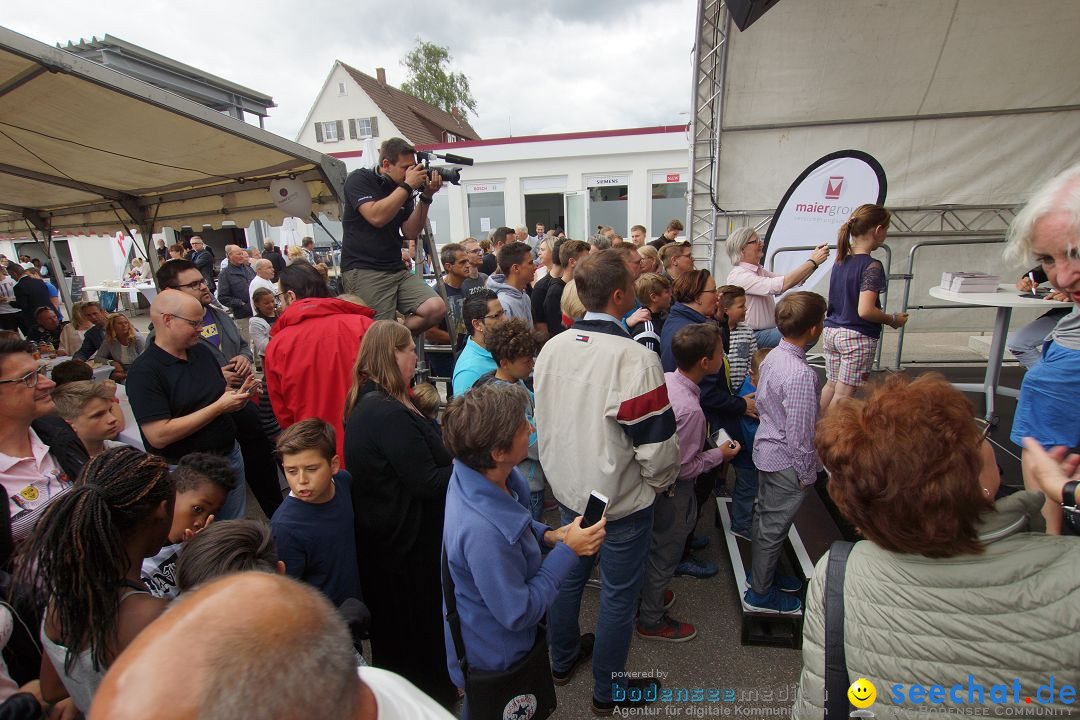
[400,39,478,118]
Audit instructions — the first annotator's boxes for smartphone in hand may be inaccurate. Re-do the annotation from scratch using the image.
[582,491,609,529]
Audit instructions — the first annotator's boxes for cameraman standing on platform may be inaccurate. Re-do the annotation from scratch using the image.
[340,137,447,332]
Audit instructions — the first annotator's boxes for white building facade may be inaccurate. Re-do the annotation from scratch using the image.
[325,125,691,245]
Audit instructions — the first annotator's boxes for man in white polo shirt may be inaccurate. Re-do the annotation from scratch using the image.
[0,336,88,542]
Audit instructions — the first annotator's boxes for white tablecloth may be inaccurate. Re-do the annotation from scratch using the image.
[82,282,158,306]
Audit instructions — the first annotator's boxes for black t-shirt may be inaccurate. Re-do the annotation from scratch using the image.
[125,342,236,462]
[531,274,554,326]
[543,277,567,337]
[341,168,415,272]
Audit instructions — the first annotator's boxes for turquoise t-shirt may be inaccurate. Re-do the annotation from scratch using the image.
[451,338,496,396]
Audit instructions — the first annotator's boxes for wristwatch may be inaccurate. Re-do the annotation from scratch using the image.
[396,180,415,194]
[418,194,433,205]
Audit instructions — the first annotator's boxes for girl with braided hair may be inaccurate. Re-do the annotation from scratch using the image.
[16,446,175,714]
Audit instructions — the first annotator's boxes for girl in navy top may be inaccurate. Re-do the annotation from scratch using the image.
[820,204,909,412]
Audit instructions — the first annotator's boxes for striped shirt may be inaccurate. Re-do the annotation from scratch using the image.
[753,340,821,486]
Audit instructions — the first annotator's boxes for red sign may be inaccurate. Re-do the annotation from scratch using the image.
[825,176,844,200]
[666,173,681,183]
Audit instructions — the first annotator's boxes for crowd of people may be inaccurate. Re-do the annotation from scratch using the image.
[0,139,1075,719]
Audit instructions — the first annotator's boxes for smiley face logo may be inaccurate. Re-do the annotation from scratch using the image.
[848,678,876,709]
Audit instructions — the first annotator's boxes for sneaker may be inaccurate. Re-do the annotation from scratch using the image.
[592,678,662,716]
[743,587,802,614]
[551,633,594,686]
[730,526,752,542]
[674,557,719,579]
[746,572,802,594]
[690,534,710,550]
[636,614,697,642]
[663,589,675,610]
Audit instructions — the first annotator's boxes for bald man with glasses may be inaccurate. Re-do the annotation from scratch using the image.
[126,290,253,520]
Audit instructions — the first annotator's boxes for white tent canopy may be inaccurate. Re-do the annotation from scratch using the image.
[0,25,346,242]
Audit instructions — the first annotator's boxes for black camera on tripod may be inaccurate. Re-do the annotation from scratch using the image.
[415,149,474,186]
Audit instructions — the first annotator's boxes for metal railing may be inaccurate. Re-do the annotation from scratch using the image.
[768,243,893,370]
[893,237,1007,368]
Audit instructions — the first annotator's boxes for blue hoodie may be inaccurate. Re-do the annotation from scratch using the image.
[442,462,577,688]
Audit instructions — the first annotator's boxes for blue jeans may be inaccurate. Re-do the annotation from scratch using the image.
[547,503,655,703]
[731,463,758,533]
[1006,308,1070,368]
[529,490,544,522]
[754,327,781,349]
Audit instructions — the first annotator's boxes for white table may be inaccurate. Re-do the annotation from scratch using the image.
[82,282,158,308]
[928,284,1073,419]
[113,385,145,451]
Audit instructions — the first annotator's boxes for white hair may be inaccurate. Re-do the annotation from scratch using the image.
[515,225,528,234]
[726,227,758,265]
[254,259,272,270]
[1004,163,1080,265]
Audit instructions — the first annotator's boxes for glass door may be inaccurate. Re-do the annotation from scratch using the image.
[563,191,588,241]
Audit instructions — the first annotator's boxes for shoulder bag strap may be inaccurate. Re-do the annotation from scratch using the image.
[440,548,470,677]
[824,540,854,718]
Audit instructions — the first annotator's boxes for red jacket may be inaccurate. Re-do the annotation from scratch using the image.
[264,298,375,464]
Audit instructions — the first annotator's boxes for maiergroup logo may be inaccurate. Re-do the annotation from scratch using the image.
[825,175,845,200]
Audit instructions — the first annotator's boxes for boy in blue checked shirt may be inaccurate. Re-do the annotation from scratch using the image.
[745,292,827,614]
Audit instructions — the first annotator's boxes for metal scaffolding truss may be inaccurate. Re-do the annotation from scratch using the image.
[713,204,1021,245]
[686,0,730,271]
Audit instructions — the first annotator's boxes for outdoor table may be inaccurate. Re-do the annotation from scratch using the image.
[82,282,158,309]
[928,284,1073,420]
[113,384,145,451]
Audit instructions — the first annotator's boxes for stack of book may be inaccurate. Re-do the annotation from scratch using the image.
[941,272,1000,293]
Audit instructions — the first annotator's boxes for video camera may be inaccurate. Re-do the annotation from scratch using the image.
[415,149,474,186]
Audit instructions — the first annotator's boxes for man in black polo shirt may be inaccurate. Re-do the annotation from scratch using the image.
[126,290,253,520]
[339,137,446,332]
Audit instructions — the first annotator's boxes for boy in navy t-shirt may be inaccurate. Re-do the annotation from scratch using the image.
[270,418,359,607]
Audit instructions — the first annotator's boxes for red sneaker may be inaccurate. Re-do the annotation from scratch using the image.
[635,615,697,642]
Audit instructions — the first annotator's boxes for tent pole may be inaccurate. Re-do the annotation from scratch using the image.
[22,213,73,318]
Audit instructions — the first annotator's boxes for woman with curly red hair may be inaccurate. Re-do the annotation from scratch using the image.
[794,374,1080,717]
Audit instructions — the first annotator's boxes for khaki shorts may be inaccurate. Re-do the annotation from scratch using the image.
[341,268,438,321]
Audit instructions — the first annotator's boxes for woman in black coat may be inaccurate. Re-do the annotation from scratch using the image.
[343,320,455,706]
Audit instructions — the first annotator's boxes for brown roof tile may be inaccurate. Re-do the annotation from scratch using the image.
[340,62,480,145]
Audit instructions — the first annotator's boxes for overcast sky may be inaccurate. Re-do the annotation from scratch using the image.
[6,0,696,140]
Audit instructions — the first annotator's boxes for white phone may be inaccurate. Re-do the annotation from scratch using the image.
[582,491,609,528]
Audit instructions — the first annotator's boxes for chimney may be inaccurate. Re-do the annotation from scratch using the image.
[376,67,386,85]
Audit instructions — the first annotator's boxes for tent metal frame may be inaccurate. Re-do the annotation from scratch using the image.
[0,25,348,312]
[686,0,730,272]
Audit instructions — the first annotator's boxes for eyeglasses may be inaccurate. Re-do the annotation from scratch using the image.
[973,418,993,445]
[0,367,47,389]
[699,289,718,295]
[483,310,506,321]
[465,248,483,256]
[166,313,204,330]
[175,279,208,291]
